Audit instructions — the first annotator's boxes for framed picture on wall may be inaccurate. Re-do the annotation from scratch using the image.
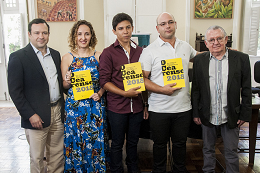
[37,0,77,22]
[194,0,233,19]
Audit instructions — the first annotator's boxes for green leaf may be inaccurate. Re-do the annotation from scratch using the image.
[217,2,221,11]
[221,4,225,12]
[218,11,224,18]
[207,8,215,14]
[222,6,227,17]
[214,2,218,10]
[207,12,216,17]
[223,6,227,14]
[226,14,232,18]
[195,11,203,18]
[227,5,232,11]
[226,11,232,16]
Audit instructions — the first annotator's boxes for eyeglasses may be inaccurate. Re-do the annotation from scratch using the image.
[207,37,224,44]
[157,20,175,27]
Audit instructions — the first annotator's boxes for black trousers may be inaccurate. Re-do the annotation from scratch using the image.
[149,110,192,173]
[107,110,143,173]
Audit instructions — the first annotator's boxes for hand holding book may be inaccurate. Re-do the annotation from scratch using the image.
[160,83,182,96]
[123,86,142,97]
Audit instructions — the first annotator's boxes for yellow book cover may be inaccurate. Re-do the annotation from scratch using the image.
[71,70,94,100]
[121,62,146,91]
[161,58,185,88]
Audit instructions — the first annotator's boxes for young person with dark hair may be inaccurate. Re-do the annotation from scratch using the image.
[99,13,148,173]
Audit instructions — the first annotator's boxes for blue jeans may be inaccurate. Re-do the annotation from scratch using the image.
[107,110,143,173]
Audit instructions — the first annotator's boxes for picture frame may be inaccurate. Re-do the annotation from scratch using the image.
[37,0,77,22]
[194,0,233,19]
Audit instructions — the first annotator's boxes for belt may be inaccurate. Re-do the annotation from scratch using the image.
[50,98,60,107]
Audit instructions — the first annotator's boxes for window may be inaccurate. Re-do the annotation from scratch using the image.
[248,6,260,55]
[253,0,260,56]
[0,0,27,101]
[255,0,260,55]
[242,0,260,56]
[258,24,260,55]
[3,14,22,58]
[1,0,24,61]
[3,0,19,12]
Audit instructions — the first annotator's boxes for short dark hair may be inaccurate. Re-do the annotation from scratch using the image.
[112,13,133,30]
[28,18,50,34]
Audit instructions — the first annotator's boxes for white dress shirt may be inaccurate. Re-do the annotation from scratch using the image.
[30,43,60,103]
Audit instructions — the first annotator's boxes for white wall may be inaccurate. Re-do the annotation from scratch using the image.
[166,0,186,41]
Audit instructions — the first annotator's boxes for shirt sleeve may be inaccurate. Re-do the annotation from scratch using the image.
[139,48,153,72]
[99,49,113,88]
[189,44,197,60]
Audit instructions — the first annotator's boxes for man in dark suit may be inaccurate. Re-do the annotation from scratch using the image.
[8,18,65,173]
[191,25,252,173]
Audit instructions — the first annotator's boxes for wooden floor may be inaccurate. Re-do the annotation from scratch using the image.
[0,106,260,173]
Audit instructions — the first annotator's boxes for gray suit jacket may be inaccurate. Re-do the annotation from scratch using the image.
[191,49,252,129]
[8,43,65,129]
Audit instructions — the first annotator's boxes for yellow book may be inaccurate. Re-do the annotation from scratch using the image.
[161,58,185,88]
[71,70,94,100]
[121,62,146,91]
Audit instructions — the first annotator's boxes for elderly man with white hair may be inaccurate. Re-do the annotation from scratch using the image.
[192,25,252,173]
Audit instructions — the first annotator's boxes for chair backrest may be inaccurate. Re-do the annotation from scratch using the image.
[254,61,260,83]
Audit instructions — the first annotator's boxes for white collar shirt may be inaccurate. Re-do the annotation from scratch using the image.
[209,49,229,125]
[139,36,197,113]
[120,40,137,112]
[30,43,60,103]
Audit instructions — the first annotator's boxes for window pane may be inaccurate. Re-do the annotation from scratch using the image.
[258,24,260,56]
[3,14,22,59]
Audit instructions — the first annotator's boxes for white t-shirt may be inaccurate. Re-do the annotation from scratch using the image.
[139,37,197,113]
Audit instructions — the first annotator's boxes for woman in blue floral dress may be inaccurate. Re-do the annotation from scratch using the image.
[61,20,109,173]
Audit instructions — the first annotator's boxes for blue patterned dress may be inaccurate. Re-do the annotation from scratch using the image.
[64,52,109,173]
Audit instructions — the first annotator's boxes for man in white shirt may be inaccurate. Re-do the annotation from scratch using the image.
[139,12,198,173]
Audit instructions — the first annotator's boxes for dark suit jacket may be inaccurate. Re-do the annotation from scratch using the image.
[191,49,252,129]
[7,43,65,129]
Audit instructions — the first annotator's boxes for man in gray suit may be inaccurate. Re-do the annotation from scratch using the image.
[191,25,252,173]
[8,18,64,173]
